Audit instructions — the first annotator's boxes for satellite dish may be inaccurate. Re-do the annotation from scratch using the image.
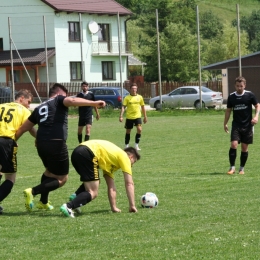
[88,21,99,34]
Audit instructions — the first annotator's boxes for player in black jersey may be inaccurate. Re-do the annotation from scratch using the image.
[224,76,259,175]
[76,81,100,143]
[15,83,106,212]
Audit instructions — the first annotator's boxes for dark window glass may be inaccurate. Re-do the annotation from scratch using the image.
[68,22,80,41]
[102,61,113,80]
[70,62,82,80]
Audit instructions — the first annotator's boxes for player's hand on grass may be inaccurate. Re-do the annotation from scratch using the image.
[129,206,137,213]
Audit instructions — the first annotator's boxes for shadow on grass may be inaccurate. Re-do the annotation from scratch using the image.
[187,172,226,175]
[1,209,111,217]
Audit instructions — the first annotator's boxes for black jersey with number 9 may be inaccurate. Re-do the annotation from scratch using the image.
[28,95,68,141]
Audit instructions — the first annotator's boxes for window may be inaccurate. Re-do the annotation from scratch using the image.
[70,62,82,80]
[170,89,182,96]
[102,61,114,80]
[185,88,197,94]
[98,24,110,42]
[0,38,3,51]
[68,22,80,41]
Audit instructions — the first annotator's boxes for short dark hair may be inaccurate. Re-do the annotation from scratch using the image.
[124,147,141,161]
[81,81,89,86]
[49,83,68,97]
[130,83,137,88]
[15,89,33,100]
[235,76,246,84]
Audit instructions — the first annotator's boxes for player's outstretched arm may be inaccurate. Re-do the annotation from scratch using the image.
[15,120,36,141]
[123,172,137,213]
[29,127,37,138]
[104,173,121,213]
[63,97,106,108]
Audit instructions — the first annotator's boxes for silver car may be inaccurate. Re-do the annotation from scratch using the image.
[149,86,223,110]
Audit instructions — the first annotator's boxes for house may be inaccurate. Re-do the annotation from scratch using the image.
[203,52,260,101]
[0,0,132,88]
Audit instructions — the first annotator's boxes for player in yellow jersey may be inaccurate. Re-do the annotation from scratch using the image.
[119,83,147,150]
[60,140,140,218]
[0,89,36,214]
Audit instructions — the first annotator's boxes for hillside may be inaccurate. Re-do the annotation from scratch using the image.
[186,0,260,24]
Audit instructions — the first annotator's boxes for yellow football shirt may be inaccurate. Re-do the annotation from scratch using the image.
[123,94,145,119]
[80,140,132,179]
[0,102,31,139]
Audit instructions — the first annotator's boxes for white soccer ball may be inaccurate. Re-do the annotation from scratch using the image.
[140,192,159,208]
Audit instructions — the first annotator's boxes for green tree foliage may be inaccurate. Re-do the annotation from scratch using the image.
[200,10,223,40]
[119,0,253,82]
[142,23,199,82]
[232,10,260,52]
[202,24,249,79]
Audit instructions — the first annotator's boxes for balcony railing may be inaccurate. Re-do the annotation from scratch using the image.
[92,41,132,55]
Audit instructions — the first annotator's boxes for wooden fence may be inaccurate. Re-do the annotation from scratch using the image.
[0,81,223,100]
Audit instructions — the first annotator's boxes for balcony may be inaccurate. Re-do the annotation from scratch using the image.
[92,41,132,56]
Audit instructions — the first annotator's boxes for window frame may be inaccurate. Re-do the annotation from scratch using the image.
[98,24,110,42]
[70,62,82,81]
[68,22,80,42]
[102,61,114,80]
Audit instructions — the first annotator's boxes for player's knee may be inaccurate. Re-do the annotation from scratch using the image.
[58,175,68,187]
[89,190,98,200]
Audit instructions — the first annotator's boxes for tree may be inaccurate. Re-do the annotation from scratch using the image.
[142,23,199,82]
[232,10,260,52]
[204,24,249,64]
[200,10,223,40]
[202,24,249,79]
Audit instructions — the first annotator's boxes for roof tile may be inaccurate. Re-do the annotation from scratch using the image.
[41,0,132,16]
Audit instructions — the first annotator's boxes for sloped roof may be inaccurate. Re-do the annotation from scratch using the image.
[41,0,132,16]
[203,51,260,70]
[0,48,55,67]
[128,55,146,66]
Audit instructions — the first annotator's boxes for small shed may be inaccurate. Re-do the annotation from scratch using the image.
[203,51,260,101]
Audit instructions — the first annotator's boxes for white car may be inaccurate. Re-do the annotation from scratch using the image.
[149,86,223,110]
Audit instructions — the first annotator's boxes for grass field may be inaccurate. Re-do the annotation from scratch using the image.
[1,110,260,259]
[189,0,260,24]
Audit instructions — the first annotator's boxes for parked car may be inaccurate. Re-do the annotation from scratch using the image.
[0,86,16,104]
[88,87,129,108]
[149,86,223,110]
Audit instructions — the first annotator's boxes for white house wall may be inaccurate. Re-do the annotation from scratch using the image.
[0,1,129,83]
[39,56,57,82]
[0,0,55,50]
[53,12,128,83]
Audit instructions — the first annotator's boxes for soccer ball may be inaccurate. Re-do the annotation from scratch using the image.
[140,192,159,208]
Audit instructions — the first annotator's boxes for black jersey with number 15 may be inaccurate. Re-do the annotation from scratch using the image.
[28,95,68,141]
[227,91,258,128]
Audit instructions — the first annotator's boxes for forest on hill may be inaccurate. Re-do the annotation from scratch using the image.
[116,0,260,81]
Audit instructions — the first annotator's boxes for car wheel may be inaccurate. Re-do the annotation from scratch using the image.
[154,101,162,110]
[194,101,205,109]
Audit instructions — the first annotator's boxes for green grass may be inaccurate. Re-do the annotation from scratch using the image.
[180,0,260,24]
[1,111,260,259]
